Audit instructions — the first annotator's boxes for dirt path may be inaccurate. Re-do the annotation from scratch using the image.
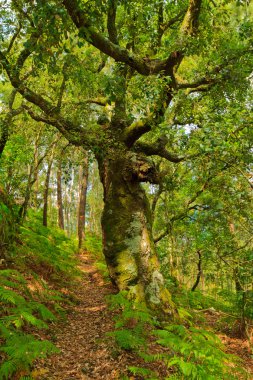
[33,253,253,379]
[33,252,145,380]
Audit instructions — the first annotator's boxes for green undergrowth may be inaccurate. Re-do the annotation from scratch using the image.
[173,286,253,338]
[84,232,110,281]
[107,291,246,380]
[174,288,234,314]
[0,191,17,260]
[0,212,80,380]
[12,211,80,283]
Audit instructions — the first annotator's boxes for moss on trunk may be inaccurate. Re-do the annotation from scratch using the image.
[98,152,176,316]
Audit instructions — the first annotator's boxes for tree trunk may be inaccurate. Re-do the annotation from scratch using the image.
[18,164,33,221]
[57,160,64,230]
[33,142,39,209]
[43,152,54,227]
[191,250,202,291]
[78,151,89,249]
[98,151,175,315]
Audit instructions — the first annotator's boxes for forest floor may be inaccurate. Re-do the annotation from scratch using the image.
[33,252,253,380]
[32,251,161,380]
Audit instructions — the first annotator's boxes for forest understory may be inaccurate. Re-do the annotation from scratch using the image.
[32,252,253,380]
[1,0,253,379]
[0,209,252,380]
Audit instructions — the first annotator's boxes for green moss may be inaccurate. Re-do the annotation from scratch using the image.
[116,250,138,289]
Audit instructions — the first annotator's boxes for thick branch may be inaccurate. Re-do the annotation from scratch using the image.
[155,1,164,51]
[180,0,202,35]
[0,49,89,146]
[123,120,152,147]
[15,32,40,77]
[23,106,82,145]
[62,0,183,76]
[134,140,187,163]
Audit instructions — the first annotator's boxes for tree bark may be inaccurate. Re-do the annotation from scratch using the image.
[18,164,33,221]
[57,159,64,230]
[97,150,175,315]
[191,250,202,291]
[78,151,89,249]
[43,151,54,227]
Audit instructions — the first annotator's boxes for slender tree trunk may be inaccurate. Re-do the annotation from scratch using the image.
[97,151,175,315]
[57,160,64,230]
[64,190,70,235]
[18,128,44,221]
[191,250,202,291]
[78,151,89,249]
[233,267,248,337]
[18,164,33,221]
[43,151,55,227]
[34,142,39,208]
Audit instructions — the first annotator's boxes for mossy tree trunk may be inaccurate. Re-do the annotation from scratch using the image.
[97,149,174,315]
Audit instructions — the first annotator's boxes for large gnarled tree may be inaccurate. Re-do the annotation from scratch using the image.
[0,0,252,313]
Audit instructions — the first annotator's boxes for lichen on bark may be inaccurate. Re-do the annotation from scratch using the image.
[98,152,176,316]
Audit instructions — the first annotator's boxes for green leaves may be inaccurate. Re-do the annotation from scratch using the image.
[153,324,242,379]
[0,334,59,380]
[108,292,244,379]
[0,270,59,379]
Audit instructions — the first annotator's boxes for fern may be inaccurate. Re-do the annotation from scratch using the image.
[0,213,80,380]
[108,328,146,351]
[0,333,59,380]
[107,292,246,380]
[128,366,158,379]
[153,325,244,379]
[0,262,61,380]
[107,291,157,353]
[0,287,26,305]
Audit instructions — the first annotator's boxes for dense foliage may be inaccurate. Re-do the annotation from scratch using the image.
[0,0,252,378]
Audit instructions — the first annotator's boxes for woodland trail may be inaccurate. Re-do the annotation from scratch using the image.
[33,252,253,380]
[33,252,148,380]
